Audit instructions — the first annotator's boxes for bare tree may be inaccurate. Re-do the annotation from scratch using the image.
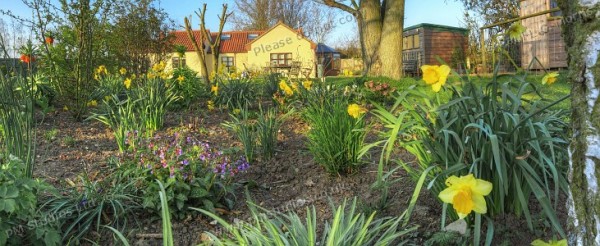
[231,0,337,43]
[184,3,232,85]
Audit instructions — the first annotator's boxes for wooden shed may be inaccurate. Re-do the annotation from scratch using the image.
[519,0,566,69]
[402,23,469,75]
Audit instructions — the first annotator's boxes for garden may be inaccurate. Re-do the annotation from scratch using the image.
[1,44,571,245]
[0,1,575,246]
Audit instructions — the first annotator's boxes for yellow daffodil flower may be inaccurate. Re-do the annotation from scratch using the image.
[531,239,567,246]
[119,67,127,75]
[104,95,111,101]
[96,65,107,75]
[131,74,137,80]
[233,108,241,114]
[124,78,132,89]
[207,100,215,111]
[279,80,294,96]
[507,22,526,41]
[87,100,98,107]
[438,174,492,219]
[542,72,559,85]
[347,103,367,119]
[421,65,451,92]
[177,75,185,84]
[147,73,156,79]
[63,105,69,111]
[291,82,299,91]
[211,84,219,96]
[302,80,313,90]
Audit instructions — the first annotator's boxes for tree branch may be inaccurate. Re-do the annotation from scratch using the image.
[322,0,358,15]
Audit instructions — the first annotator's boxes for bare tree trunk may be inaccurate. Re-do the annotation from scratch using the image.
[358,0,382,76]
[184,17,209,84]
[322,0,404,80]
[559,0,600,245]
[378,0,404,79]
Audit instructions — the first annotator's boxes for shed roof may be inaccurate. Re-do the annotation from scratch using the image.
[316,43,338,53]
[404,23,468,34]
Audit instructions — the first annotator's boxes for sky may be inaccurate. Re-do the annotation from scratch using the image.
[1,0,465,44]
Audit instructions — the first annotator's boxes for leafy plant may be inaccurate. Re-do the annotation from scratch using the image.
[0,155,60,246]
[41,169,141,244]
[303,87,367,174]
[122,128,249,219]
[0,70,36,178]
[213,77,257,109]
[170,66,208,108]
[132,78,180,133]
[256,106,291,160]
[423,77,569,236]
[88,95,142,152]
[222,105,256,162]
[196,198,417,245]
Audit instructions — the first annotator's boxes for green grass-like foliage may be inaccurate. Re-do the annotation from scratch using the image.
[390,74,569,237]
[41,168,140,244]
[214,77,257,109]
[256,106,290,160]
[133,78,180,133]
[0,73,36,177]
[195,198,416,245]
[89,95,141,152]
[303,86,366,174]
[222,105,256,163]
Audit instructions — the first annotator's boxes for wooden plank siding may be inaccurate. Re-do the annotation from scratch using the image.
[520,0,567,69]
[402,24,468,75]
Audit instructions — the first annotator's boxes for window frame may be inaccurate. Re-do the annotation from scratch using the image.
[221,56,234,68]
[172,57,186,67]
[270,53,293,67]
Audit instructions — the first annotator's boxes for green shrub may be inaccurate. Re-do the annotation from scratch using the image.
[170,66,208,108]
[197,198,416,245]
[303,86,367,174]
[122,128,250,219]
[0,156,60,246]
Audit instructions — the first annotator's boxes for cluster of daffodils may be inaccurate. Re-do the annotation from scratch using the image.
[148,61,171,80]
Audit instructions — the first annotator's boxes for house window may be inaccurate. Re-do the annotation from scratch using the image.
[248,33,258,39]
[270,53,292,66]
[221,56,234,68]
[550,0,562,17]
[172,57,186,67]
[221,34,231,40]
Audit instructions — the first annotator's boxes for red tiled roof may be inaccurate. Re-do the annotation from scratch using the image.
[171,30,265,53]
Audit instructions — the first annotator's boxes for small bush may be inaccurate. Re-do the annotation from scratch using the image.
[122,128,249,219]
[0,156,60,246]
[213,77,257,109]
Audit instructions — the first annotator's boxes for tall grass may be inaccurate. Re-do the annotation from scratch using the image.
[222,105,256,162]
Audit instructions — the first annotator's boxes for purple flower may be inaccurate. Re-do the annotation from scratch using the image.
[182,159,189,166]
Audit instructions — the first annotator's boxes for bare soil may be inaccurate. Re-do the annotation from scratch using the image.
[32,107,568,246]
